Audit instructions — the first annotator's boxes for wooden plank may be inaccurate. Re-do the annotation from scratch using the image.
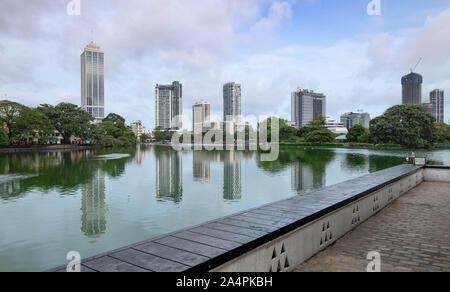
[110,249,190,272]
[173,231,242,250]
[153,236,226,258]
[133,242,208,267]
[189,226,254,244]
[83,256,149,272]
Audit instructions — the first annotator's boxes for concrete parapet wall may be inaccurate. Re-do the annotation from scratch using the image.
[424,167,450,183]
[212,169,424,272]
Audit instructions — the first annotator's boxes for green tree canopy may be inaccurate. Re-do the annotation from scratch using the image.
[94,113,136,148]
[0,128,8,146]
[347,124,368,143]
[258,117,297,142]
[370,104,436,148]
[37,103,94,144]
[153,126,174,142]
[140,133,150,142]
[305,129,335,143]
[11,106,54,142]
[434,123,450,143]
[0,100,24,141]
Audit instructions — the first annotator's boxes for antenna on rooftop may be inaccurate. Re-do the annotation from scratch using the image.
[410,57,422,73]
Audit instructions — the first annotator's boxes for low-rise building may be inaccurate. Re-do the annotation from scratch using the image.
[325,120,348,135]
[340,112,371,129]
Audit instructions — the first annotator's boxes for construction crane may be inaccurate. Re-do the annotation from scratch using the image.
[410,57,422,73]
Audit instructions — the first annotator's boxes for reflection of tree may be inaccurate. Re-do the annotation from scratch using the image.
[81,168,106,239]
[257,148,335,194]
[154,146,183,203]
[368,155,406,173]
[0,149,136,200]
[222,151,242,201]
[344,153,368,171]
[257,148,335,175]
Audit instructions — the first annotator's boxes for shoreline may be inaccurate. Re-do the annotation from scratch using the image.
[0,144,99,153]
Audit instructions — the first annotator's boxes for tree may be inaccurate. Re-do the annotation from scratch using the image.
[347,124,368,143]
[153,126,173,142]
[370,104,436,148]
[305,129,335,143]
[0,128,8,146]
[11,107,54,142]
[0,100,24,141]
[309,116,326,127]
[434,123,450,143]
[103,113,126,128]
[37,103,94,144]
[93,113,136,148]
[140,134,150,143]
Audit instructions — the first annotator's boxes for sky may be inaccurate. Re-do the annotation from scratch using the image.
[1,0,449,130]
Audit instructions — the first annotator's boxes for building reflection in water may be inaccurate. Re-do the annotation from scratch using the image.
[155,147,183,203]
[134,144,152,165]
[291,162,326,193]
[192,151,221,184]
[222,151,243,201]
[80,168,107,239]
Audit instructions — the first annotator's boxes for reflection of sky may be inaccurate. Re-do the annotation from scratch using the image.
[0,147,449,271]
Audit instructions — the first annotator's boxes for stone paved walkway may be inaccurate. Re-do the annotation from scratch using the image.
[295,182,450,272]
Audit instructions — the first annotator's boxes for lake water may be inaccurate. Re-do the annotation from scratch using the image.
[0,145,449,271]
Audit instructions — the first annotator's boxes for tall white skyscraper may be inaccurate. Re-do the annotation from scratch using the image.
[155,81,183,130]
[223,82,241,122]
[81,40,105,121]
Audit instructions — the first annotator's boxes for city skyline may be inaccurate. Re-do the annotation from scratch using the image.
[1,0,450,128]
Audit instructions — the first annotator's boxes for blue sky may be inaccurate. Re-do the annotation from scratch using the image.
[0,0,449,129]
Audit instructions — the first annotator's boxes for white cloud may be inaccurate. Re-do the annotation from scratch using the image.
[0,0,449,129]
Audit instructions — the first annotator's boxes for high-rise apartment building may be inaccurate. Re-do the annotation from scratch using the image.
[155,81,183,130]
[402,72,423,105]
[340,112,371,129]
[130,120,144,138]
[223,82,241,122]
[430,89,444,123]
[81,40,105,121]
[192,100,210,133]
[291,88,326,128]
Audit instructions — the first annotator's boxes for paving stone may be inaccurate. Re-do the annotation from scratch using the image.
[295,182,450,272]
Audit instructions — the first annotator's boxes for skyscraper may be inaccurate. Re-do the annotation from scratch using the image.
[223,82,241,122]
[430,89,444,123]
[192,100,210,132]
[401,72,423,105]
[291,88,326,128]
[155,81,183,130]
[81,40,105,121]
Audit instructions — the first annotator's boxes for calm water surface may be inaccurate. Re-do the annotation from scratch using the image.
[0,145,449,271]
